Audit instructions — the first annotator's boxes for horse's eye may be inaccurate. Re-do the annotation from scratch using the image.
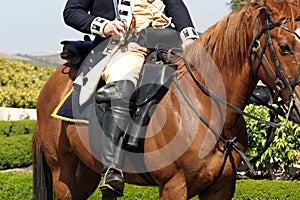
[278,43,292,54]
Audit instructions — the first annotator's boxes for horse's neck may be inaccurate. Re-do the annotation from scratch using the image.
[190,56,258,128]
[221,67,259,132]
[186,53,257,108]
[225,68,258,107]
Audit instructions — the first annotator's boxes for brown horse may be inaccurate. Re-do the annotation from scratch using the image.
[33,0,300,199]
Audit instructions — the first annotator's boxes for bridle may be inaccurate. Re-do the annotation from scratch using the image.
[250,9,300,122]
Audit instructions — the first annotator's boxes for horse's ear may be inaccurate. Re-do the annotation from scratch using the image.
[264,0,279,17]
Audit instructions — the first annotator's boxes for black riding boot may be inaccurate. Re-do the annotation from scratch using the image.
[95,80,135,198]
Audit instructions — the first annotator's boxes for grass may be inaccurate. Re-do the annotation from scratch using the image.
[0,172,33,200]
[0,172,299,199]
[233,179,300,200]
[89,185,159,199]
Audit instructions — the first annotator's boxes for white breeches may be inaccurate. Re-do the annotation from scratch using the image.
[101,42,149,86]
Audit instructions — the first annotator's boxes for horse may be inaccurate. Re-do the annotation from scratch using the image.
[32,0,300,199]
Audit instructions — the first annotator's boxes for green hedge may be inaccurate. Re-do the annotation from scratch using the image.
[0,120,35,170]
[0,134,32,170]
[0,120,36,137]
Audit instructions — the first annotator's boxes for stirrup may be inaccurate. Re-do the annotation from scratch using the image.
[100,165,124,198]
[100,184,123,198]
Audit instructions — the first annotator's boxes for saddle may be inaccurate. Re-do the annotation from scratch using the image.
[55,37,181,136]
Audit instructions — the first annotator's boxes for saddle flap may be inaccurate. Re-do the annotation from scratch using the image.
[135,62,177,106]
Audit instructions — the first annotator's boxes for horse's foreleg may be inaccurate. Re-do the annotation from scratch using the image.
[198,177,236,200]
[159,171,188,200]
[72,161,101,199]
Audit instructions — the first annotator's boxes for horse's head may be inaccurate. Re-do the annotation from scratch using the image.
[252,0,300,123]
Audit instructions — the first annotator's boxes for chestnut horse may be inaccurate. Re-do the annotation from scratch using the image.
[33,0,300,199]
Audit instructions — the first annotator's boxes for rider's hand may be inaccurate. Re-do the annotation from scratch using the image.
[103,20,126,38]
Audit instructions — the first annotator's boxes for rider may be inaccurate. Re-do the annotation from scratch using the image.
[63,0,198,197]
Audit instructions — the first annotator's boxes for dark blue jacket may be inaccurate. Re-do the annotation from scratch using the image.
[63,0,195,44]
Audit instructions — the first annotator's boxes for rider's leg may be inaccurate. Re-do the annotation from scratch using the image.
[96,80,135,196]
[96,42,148,197]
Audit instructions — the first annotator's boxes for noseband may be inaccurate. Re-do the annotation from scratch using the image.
[250,10,300,109]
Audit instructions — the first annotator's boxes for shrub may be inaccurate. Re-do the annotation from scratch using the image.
[245,104,300,174]
[0,120,36,137]
[0,134,32,170]
[0,57,55,108]
[0,120,35,170]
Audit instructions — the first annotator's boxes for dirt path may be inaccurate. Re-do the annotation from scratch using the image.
[0,165,33,173]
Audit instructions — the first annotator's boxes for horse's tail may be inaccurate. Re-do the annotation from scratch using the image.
[32,126,53,200]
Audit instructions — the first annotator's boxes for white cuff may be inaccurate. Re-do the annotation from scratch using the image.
[180,27,199,42]
[91,17,109,37]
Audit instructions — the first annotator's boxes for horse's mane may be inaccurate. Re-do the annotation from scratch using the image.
[184,1,300,79]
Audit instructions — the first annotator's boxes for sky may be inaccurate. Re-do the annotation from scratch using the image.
[0,0,231,55]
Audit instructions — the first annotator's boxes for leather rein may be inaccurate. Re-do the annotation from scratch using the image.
[158,9,300,180]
